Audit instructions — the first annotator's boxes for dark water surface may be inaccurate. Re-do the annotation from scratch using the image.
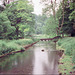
[0,41,60,74]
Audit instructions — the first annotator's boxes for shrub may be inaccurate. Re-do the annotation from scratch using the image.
[0,42,17,54]
[57,37,75,56]
[0,39,34,56]
[14,39,33,45]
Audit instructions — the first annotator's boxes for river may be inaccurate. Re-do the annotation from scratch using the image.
[0,41,60,74]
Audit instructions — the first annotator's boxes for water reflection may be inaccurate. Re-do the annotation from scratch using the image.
[33,47,49,74]
[33,43,59,75]
[0,41,59,74]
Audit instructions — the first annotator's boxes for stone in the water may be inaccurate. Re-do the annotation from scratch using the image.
[41,49,44,52]
[59,73,62,75]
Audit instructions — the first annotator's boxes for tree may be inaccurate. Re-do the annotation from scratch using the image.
[41,0,57,18]
[0,12,16,39]
[34,15,47,34]
[58,0,75,36]
[5,0,34,38]
[40,0,61,36]
[42,0,75,37]
[0,0,34,39]
[44,15,57,36]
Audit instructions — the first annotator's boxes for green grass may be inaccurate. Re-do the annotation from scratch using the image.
[57,37,75,56]
[33,34,49,39]
[33,34,57,39]
[59,55,73,74]
[13,39,33,45]
[0,39,34,56]
[57,37,75,74]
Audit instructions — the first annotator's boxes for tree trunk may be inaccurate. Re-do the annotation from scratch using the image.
[60,0,64,30]
[16,26,19,39]
[57,0,64,35]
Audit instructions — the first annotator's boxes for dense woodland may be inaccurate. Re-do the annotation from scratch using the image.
[0,0,75,74]
[41,0,75,37]
[0,0,35,39]
[0,0,75,39]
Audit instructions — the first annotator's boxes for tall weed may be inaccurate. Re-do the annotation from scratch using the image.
[0,39,34,55]
[57,37,75,63]
[58,37,75,55]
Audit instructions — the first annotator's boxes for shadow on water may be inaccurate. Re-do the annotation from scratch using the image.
[0,41,60,74]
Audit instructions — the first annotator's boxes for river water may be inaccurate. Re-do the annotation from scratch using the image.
[0,41,60,74]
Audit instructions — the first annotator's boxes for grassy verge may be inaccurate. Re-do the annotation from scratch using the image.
[57,37,75,74]
[33,34,50,39]
[33,34,57,40]
[0,39,35,56]
[58,55,73,74]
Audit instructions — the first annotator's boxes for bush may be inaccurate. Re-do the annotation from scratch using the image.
[0,39,34,56]
[0,41,17,55]
[65,49,72,55]
[14,39,33,45]
[57,37,75,56]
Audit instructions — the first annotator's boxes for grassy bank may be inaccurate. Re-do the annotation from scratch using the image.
[57,37,75,74]
[0,39,35,56]
[33,34,57,39]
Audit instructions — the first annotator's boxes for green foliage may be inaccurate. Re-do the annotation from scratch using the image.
[0,39,34,56]
[33,34,49,39]
[57,37,75,64]
[0,12,16,39]
[59,55,73,74]
[56,6,62,20]
[69,0,75,21]
[0,40,19,55]
[0,0,34,39]
[58,0,75,35]
[14,39,33,45]
[44,15,57,36]
[58,37,75,56]
[35,15,47,34]
[69,10,75,21]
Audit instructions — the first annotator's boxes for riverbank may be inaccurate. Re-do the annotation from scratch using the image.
[57,37,75,74]
[0,39,38,57]
[0,40,59,74]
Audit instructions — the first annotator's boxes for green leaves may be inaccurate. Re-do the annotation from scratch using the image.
[18,24,29,32]
[0,12,12,37]
[69,10,75,21]
[17,0,28,10]
[0,0,34,39]
[44,15,57,35]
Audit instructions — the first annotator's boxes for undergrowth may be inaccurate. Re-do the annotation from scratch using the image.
[0,39,34,55]
[59,55,73,74]
[57,37,75,56]
[57,37,75,74]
